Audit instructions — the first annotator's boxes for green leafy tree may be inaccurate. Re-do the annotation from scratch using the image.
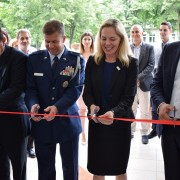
[0,0,179,49]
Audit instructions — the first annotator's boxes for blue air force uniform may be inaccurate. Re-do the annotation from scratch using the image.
[25,47,85,180]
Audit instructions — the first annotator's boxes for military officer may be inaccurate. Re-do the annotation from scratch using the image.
[25,20,85,180]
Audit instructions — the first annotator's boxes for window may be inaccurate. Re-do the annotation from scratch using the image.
[149,34,155,43]
[143,33,147,42]
[172,33,176,41]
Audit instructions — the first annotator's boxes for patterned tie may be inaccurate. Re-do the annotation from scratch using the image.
[52,56,59,74]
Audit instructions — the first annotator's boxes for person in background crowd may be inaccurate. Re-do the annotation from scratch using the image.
[148,21,173,139]
[77,32,94,145]
[83,19,138,180]
[151,10,180,180]
[16,28,37,55]
[80,32,94,60]
[25,20,85,180]
[130,24,155,144]
[0,27,30,180]
[9,38,18,48]
[16,28,37,158]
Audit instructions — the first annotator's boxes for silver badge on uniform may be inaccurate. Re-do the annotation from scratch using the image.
[62,81,69,88]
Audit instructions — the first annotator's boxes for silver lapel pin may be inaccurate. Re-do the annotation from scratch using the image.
[116,66,121,71]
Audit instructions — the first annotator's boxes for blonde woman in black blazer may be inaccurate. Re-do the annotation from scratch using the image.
[83,19,138,180]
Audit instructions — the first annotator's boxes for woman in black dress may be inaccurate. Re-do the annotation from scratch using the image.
[83,19,138,180]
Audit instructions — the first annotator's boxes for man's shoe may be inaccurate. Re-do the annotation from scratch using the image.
[27,148,36,158]
[142,135,149,144]
[147,129,157,139]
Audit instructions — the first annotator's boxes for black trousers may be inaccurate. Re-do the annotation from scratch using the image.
[151,99,159,131]
[162,125,180,180]
[27,134,34,149]
[151,110,159,130]
[35,135,79,180]
[0,135,27,180]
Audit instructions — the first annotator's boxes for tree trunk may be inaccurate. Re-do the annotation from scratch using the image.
[69,22,75,49]
[178,9,180,32]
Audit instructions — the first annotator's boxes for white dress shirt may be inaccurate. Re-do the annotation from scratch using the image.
[169,58,180,119]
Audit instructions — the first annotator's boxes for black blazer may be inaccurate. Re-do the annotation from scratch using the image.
[151,41,180,135]
[83,56,138,125]
[0,45,30,137]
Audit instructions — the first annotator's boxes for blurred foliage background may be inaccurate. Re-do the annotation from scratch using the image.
[0,0,179,48]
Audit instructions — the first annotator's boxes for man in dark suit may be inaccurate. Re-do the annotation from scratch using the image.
[0,28,30,180]
[130,24,155,144]
[25,20,85,180]
[151,11,180,180]
[148,21,173,139]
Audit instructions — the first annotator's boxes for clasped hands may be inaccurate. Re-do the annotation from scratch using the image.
[90,104,114,125]
[30,104,58,122]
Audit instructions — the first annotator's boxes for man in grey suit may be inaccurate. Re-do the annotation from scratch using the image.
[148,21,173,139]
[130,24,155,144]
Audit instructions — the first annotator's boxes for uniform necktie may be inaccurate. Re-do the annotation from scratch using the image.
[52,56,59,73]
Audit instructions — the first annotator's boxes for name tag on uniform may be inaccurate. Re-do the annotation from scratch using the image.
[34,73,44,76]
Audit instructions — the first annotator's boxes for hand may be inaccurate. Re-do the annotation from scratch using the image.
[31,104,42,122]
[158,103,174,120]
[90,104,100,123]
[97,111,114,125]
[42,105,58,121]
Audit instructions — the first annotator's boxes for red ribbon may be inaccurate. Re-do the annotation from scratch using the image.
[0,111,180,125]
